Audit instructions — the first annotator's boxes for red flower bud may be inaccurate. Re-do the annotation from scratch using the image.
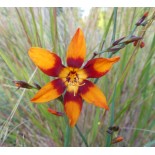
[140,41,145,48]
[133,40,138,46]
[133,40,145,48]
[112,136,124,144]
[13,80,33,89]
[144,12,149,18]
[48,108,64,116]
[136,11,149,26]
[33,82,41,90]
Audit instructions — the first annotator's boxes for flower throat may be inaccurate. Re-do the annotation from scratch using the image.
[66,70,85,96]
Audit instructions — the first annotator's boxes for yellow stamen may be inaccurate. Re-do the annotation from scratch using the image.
[65,70,85,96]
[78,83,85,86]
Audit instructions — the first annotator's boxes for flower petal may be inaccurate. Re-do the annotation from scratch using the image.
[83,57,120,78]
[64,92,83,127]
[66,28,86,68]
[28,47,63,77]
[79,80,109,110]
[31,79,66,103]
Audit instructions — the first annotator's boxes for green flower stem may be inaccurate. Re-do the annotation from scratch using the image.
[108,7,117,58]
[75,124,89,147]
[105,82,117,147]
[128,25,137,38]
[64,123,89,147]
[111,7,118,44]
[98,10,114,52]
[64,116,72,147]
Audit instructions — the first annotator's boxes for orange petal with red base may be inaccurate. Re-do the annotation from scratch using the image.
[48,108,64,116]
[66,28,86,68]
[31,79,66,103]
[64,92,83,127]
[83,57,120,78]
[28,47,64,77]
[79,80,109,110]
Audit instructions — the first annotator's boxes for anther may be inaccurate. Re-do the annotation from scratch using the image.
[78,83,85,86]
[73,83,85,96]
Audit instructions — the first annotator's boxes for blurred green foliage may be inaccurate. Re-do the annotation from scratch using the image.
[0,7,155,147]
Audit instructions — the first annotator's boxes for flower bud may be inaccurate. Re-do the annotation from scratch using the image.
[133,40,138,46]
[13,80,33,89]
[33,82,41,90]
[108,126,119,131]
[123,36,142,44]
[107,126,119,134]
[136,12,149,26]
[112,37,126,46]
[133,40,145,48]
[140,41,145,48]
[48,108,64,116]
[106,129,113,135]
[112,136,124,144]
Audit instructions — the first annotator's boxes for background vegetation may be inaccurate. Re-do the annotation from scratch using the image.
[0,7,155,147]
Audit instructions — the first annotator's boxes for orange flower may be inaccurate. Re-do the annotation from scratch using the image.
[28,28,120,127]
